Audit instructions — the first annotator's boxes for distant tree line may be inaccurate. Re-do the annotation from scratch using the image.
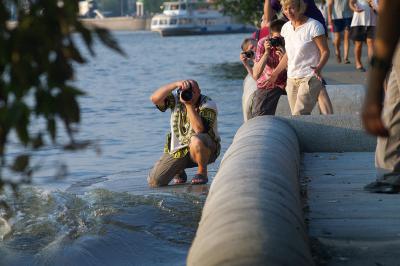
[96,0,164,16]
[215,0,263,26]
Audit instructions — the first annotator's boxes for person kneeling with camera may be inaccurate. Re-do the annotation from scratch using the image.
[148,80,220,186]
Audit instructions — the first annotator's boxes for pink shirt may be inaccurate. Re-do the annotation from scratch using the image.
[255,37,287,90]
[251,27,270,42]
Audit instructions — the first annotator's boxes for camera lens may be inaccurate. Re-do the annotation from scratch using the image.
[244,50,254,58]
[181,90,193,101]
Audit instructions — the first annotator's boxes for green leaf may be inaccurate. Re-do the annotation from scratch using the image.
[11,154,29,172]
[32,133,44,149]
[75,22,95,56]
[47,118,56,142]
[94,27,125,56]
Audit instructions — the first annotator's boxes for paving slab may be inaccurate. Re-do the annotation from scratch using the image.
[322,40,368,86]
[302,152,400,266]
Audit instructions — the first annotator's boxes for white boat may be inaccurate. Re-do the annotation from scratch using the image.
[150,1,256,37]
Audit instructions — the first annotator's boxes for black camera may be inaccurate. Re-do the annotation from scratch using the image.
[177,83,193,101]
[243,50,254,59]
[269,37,283,47]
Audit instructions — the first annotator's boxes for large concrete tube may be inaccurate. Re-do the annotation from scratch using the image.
[187,116,313,266]
[275,84,366,116]
[242,74,256,122]
[280,115,376,152]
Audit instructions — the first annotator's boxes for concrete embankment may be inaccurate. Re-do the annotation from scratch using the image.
[187,113,375,265]
[7,17,152,31]
[80,17,152,31]
[242,73,366,120]
[187,116,310,265]
[187,69,379,264]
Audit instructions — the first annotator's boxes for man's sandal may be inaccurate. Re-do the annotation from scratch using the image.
[191,174,208,185]
[173,171,187,185]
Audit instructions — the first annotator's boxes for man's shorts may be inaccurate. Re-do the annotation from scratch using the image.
[148,133,219,186]
[350,26,376,42]
[332,17,352,33]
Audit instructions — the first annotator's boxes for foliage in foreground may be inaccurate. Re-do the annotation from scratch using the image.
[0,0,123,195]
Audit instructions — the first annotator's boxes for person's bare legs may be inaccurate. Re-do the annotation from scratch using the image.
[366,37,374,60]
[189,135,211,176]
[343,29,350,63]
[354,40,364,69]
[318,86,333,115]
[333,32,342,63]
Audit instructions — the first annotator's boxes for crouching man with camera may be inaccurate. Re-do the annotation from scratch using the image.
[148,79,220,187]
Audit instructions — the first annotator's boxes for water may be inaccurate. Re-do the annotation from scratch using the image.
[0,31,249,265]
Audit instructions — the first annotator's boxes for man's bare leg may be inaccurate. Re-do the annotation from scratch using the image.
[334,32,342,63]
[343,29,351,63]
[354,41,364,69]
[189,136,211,176]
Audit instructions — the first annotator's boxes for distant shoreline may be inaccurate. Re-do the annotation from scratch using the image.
[6,17,152,31]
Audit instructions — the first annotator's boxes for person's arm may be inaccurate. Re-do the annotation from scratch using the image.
[362,0,400,136]
[367,0,379,13]
[253,41,271,80]
[263,0,274,24]
[150,80,182,106]
[176,80,206,133]
[240,53,253,76]
[185,104,205,133]
[312,34,330,78]
[349,0,363,12]
[265,53,288,86]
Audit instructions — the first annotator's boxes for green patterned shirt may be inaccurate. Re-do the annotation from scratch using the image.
[157,92,220,158]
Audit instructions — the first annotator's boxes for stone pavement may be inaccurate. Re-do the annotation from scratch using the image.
[322,40,369,85]
[302,152,400,266]
[299,40,400,266]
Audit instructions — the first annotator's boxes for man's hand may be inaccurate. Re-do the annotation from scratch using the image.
[362,101,389,136]
[179,80,196,106]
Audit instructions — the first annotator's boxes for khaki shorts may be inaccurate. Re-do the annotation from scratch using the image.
[148,133,219,186]
[286,76,322,115]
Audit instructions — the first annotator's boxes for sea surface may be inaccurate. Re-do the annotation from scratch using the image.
[0,31,249,265]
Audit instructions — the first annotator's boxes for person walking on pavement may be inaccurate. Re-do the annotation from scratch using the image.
[349,0,379,72]
[362,0,400,193]
[327,0,353,64]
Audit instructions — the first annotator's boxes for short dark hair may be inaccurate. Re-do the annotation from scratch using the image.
[269,19,286,33]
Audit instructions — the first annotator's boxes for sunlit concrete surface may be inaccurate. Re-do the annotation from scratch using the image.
[303,152,400,266]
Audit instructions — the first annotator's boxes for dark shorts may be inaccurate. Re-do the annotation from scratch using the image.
[250,87,286,118]
[148,133,219,186]
[332,17,352,32]
[350,26,376,41]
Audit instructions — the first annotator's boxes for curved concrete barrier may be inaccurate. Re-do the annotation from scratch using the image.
[242,76,366,116]
[242,74,256,122]
[280,115,376,152]
[187,116,313,266]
